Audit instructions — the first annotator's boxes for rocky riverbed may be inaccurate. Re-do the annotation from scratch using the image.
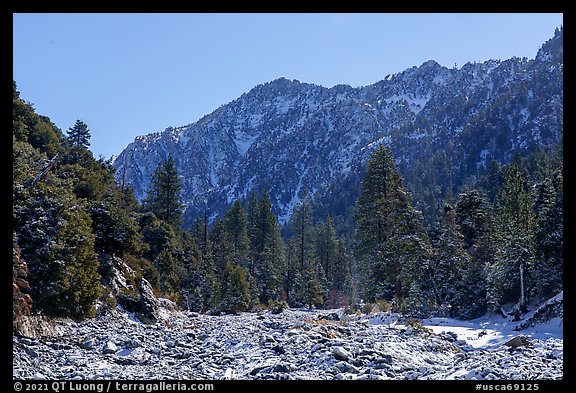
[13,307,563,380]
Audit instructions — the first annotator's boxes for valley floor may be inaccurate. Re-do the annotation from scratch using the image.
[13,307,562,380]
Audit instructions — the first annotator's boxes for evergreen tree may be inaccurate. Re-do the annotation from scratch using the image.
[454,189,494,319]
[289,200,324,307]
[355,145,430,303]
[192,212,209,257]
[428,205,469,317]
[219,262,250,313]
[223,200,250,269]
[488,164,534,313]
[143,154,183,227]
[209,219,234,275]
[531,168,563,299]
[249,193,284,303]
[315,217,355,307]
[67,119,91,148]
[16,186,102,318]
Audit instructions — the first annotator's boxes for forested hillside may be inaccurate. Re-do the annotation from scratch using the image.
[13,76,562,326]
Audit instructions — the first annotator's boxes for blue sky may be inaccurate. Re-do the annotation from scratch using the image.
[13,13,563,159]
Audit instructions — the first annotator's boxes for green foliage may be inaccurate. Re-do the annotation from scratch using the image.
[13,233,32,323]
[355,145,431,302]
[488,164,534,311]
[66,119,91,148]
[404,317,432,335]
[11,81,562,322]
[13,92,62,157]
[15,180,102,319]
[143,154,183,227]
[219,263,250,313]
[531,154,563,299]
[269,298,288,314]
[248,192,285,304]
[362,303,374,314]
[223,200,250,268]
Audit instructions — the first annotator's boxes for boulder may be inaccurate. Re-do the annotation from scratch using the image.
[102,341,118,354]
[136,278,160,324]
[503,335,532,348]
[332,346,352,361]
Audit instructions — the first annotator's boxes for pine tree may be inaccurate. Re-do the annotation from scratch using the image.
[248,193,285,304]
[14,176,102,319]
[355,145,430,303]
[454,189,493,319]
[428,205,469,317]
[223,200,250,269]
[289,201,324,307]
[315,217,355,307]
[219,262,250,313]
[531,169,563,299]
[67,119,91,148]
[143,154,183,227]
[209,219,234,275]
[488,164,534,313]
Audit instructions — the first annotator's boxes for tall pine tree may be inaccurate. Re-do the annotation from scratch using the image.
[67,119,91,148]
[488,163,534,313]
[355,145,430,304]
[143,154,183,227]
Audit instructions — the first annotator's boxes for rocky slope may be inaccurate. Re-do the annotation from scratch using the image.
[13,307,562,380]
[113,28,562,227]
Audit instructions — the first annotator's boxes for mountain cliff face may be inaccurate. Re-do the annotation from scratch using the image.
[113,28,562,227]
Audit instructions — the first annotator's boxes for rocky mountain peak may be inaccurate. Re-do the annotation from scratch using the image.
[113,29,562,228]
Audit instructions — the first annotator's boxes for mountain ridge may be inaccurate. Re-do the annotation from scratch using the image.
[113,27,562,227]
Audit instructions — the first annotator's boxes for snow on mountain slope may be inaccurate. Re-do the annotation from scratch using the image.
[113,29,563,227]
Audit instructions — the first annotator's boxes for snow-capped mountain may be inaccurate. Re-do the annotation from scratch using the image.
[113,28,562,227]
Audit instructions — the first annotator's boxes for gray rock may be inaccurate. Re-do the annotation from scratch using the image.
[250,365,272,375]
[373,355,393,364]
[22,346,39,358]
[79,338,96,350]
[504,335,532,348]
[50,342,74,350]
[273,363,291,373]
[137,278,160,324]
[165,339,176,348]
[102,341,118,354]
[271,345,286,354]
[125,338,141,348]
[332,346,352,361]
[334,361,360,374]
[318,312,340,321]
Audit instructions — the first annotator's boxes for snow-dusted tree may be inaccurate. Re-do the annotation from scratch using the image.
[15,182,102,318]
[223,200,250,269]
[427,205,469,317]
[454,189,494,319]
[248,193,285,304]
[288,200,324,307]
[488,163,534,313]
[355,144,431,303]
[531,164,563,299]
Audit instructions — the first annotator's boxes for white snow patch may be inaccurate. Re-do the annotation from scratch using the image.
[383,93,430,115]
[424,310,562,349]
[234,130,258,156]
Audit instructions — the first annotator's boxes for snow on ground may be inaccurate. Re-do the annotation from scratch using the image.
[14,304,562,380]
[423,296,563,349]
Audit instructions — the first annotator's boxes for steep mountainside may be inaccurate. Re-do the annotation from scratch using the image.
[113,28,562,227]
